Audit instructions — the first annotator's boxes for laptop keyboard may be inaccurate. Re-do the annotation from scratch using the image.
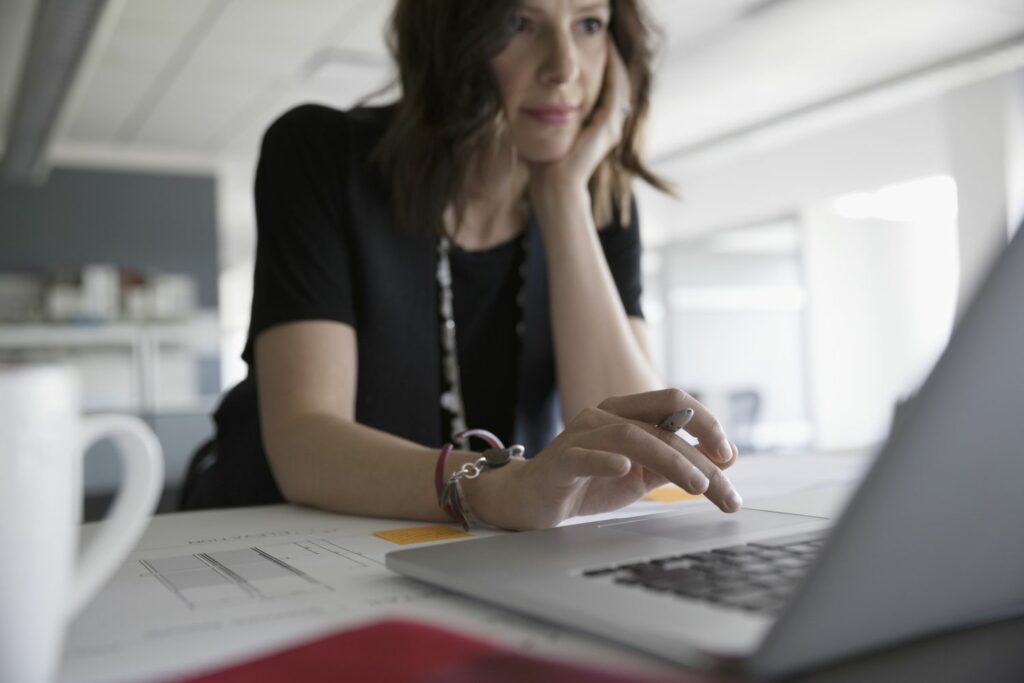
[581,531,826,615]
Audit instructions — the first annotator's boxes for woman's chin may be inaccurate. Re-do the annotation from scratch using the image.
[516,142,573,165]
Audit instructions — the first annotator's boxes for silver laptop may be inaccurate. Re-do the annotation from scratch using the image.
[387,226,1024,679]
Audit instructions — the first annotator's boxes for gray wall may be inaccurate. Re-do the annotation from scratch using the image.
[0,167,218,306]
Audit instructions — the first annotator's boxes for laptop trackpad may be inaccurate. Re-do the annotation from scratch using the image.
[600,508,825,544]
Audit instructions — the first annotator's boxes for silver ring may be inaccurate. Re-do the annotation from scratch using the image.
[621,105,632,118]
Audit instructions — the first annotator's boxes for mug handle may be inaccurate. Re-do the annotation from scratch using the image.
[68,414,164,619]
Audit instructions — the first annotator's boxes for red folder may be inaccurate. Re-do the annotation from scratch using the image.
[173,619,717,683]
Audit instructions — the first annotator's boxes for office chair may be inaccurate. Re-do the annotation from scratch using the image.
[178,436,217,510]
[727,389,762,453]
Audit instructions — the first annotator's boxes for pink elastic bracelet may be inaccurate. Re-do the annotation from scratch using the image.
[434,442,454,500]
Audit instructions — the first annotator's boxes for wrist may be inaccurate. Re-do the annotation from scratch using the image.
[435,430,528,531]
[529,174,589,213]
[530,185,593,253]
[460,457,527,530]
[438,449,476,510]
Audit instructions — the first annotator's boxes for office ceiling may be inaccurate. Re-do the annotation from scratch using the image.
[1,0,1023,174]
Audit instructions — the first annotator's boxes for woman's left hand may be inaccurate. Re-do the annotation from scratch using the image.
[528,37,631,193]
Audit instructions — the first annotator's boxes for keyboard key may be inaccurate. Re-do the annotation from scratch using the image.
[774,557,809,570]
[708,583,766,601]
[711,545,761,556]
[784,542,821,556]
[639,578,678,592]
[750,531,827,549]
[749,575,798,590]
[582,566,617,577]
[730,554,777,567]
[673,584,717,599]
[661,567,708,582]
[588,535,820,613]
[731,592,788,613]
[645,571,710,588]
[709,569,747,583]
[637,567,711,590]
[680,551,716,562]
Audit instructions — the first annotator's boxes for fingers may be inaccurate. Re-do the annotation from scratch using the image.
[598,389,734,464]
[565,404,743,512]
[583,37,630,147]
[609,38,632,115]
[576,423,717,499]
[695,438,738,471]
[641,469,670,491]
[553,446,631,485]
[648,426,742,512]
[704,466,743,513]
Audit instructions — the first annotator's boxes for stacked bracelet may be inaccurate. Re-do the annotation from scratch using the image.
[435,429,525,530]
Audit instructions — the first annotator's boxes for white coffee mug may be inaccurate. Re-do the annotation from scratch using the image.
[0,364,164,683]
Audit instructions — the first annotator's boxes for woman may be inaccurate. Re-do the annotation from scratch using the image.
[183,0,742,529]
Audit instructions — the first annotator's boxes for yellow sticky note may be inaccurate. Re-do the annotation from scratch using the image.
[643,485,701,503]
[373,525,472,545]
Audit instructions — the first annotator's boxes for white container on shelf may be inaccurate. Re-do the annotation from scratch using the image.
[46,284,81,322]
[0,273,43,322]
[151,274,197,321]
[80,264,120,322]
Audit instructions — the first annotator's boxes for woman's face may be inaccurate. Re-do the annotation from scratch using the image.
[490,0,612,163]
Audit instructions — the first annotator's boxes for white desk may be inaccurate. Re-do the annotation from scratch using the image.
[59,452,871,683]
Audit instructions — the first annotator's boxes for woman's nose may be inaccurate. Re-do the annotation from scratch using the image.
[539,29,580,86]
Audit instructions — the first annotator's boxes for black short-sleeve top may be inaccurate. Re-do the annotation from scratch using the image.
[200,104,644,508]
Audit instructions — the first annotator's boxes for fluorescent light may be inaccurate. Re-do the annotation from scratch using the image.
[832,175,958,223]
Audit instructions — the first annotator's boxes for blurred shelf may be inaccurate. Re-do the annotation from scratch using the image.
[0,311,220,351]
[0,311,221,413]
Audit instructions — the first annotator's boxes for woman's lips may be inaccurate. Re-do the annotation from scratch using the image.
[522,105,578,125]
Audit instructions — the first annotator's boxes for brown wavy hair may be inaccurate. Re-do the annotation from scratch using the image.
[373,0,671,237]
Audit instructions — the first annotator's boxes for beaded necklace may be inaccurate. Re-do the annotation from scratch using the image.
[436,232,528,449]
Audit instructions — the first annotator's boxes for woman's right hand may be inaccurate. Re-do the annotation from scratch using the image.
[467,389,742,531]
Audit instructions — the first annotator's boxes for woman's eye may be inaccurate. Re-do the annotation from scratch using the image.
[513,16,532,33]
[579,17,605,34]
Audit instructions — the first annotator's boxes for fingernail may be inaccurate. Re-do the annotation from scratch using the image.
[726,491,743,512]
[717,439,733,461]
[690,472,710,493]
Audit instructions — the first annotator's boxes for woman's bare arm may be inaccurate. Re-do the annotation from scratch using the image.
[255,320,481,519]
[254,321,740,529]
[532,184,661,424]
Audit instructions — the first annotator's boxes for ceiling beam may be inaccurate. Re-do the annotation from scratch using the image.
[653,32,1024,170]
[0,0,107,184]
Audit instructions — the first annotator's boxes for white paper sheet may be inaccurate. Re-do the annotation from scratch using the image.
[59,452,870,683]
[60,507,676,683]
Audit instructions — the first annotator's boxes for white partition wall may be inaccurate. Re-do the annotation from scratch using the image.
[641,68,1023,453]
